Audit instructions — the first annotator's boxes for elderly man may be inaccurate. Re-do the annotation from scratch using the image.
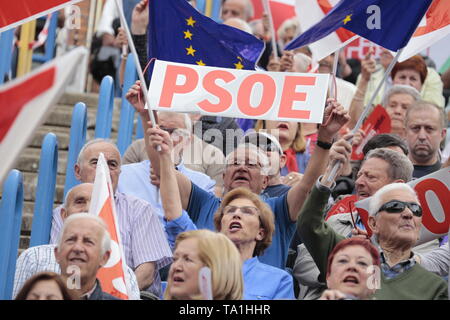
[221,0,254,22]
[296,144,448,299]
[49,139,172,296]
[13,184,140,299]
[405,101,447,178]
[121,111,223,195]
[145,100,349,269]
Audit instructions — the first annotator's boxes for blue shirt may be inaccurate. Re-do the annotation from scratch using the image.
[187,183,296,269]
[118,160,216,224]
[164,211,197,249]
[243,257,295,300]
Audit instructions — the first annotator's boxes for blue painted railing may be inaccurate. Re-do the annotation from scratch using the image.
[196,0,222,22]
[0,28,15,85]
[95,75,115,139]
[30,133,58,247]
[135,116,144,140]
[64,102,87,197]
[117,54,138,155]
[32,12,58,64]
[0,170,24,300]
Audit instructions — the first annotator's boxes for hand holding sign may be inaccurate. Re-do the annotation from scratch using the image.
[318,98,351,142]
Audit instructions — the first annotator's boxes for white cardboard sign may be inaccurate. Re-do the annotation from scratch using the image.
[148,60,330,123]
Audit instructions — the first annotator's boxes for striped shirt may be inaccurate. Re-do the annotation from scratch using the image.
[12,244,140,299]
[50,192,172,295]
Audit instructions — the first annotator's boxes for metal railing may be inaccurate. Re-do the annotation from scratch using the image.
[30,133,58,247]
[32,12,59,64]
[0,170,24,300]
[0,28,15,85]
[64,102,88,197]
[117,54,138,155]
[95,75,115,139]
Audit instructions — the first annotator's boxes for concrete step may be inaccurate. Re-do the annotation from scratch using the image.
[15,147,68,175]
[19,172,66,202]
[30,126,71,150]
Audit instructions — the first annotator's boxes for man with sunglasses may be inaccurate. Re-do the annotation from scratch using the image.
[296,140,448,299]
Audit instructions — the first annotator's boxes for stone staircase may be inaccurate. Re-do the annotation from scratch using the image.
[2,91,123,253]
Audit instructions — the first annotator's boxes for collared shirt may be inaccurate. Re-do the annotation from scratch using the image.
[50,192,172,296]
[380,251,417,280]
[243,257,295,300]
[80,281,98,300]
[117,160,216,224]
[12,244,140,300]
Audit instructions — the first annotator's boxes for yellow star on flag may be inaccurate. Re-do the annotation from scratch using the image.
[196,60,206,66]
[186,16,196,27]
[234,61,244,69]
[343,14,352,25]
[186,45,196,56]
[184,30,193,40]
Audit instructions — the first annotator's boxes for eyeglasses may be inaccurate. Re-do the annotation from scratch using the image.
[377,200,423,217]
[223,205,260,216]
[226,160,261,169]
[160,126,177,134]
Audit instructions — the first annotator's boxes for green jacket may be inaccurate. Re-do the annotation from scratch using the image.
[296,181,448,300]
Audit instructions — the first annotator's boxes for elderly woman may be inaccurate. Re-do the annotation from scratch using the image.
[164,230,243,300]
[349,54,445,129]
[296,138,448,299]
[157,126,294,300]
[213,187,295,300]
[319,238,380,300]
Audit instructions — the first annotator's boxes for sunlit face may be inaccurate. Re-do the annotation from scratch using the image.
[326,245,376,300]
[355,158,393,200]
[75,142,121,192]
[221,0,247,21]
[220,197,264,248]
[158,112,189,151]
[405,108,446,164]
[264,121,298,149]
[369,189,421,248]
[168,238,205,300]
[385,93,415,133]
[55,218,109,285]
[223,148,268,194]
[26,280,64,300]
[379,49,393,69]
[393,69,423,92]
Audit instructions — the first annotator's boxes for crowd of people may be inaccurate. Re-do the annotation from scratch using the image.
[12,0,450,300]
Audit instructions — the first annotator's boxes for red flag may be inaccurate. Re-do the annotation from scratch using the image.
[0,47,87,184]
[399,0,450,62]
[89,153,130,300]
[0,0,82,32]
[350,104,391,161]
[251,0,296,33]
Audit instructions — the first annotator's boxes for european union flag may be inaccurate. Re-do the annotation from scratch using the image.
[148,0,264,72]
[285,0,433,52]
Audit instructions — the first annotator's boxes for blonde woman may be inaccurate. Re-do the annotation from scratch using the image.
[164,230,243,300]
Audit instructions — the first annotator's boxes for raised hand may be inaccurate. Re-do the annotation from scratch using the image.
[131,0,149,35]
[147,125,173,156]
[318,98,350,142]
[360,47,376,82]
[125,80,146,113]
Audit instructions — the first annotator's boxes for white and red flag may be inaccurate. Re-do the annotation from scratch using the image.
[294,0,358,61]
[0,47,87,184]
[0,0,82,32]
[398,0,450,62]
[89,152,130,300]
[251,0,296,33]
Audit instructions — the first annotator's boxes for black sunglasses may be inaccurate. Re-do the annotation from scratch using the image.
[377,200,423,217]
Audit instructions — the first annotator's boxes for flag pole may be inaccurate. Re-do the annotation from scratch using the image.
[329,48,340,99]
[113,0,157,126]
[262,0,278,61]
[323,47,405,184]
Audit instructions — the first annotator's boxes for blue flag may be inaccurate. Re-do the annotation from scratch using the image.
[285,0,433,52]
[147,0,264,72]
